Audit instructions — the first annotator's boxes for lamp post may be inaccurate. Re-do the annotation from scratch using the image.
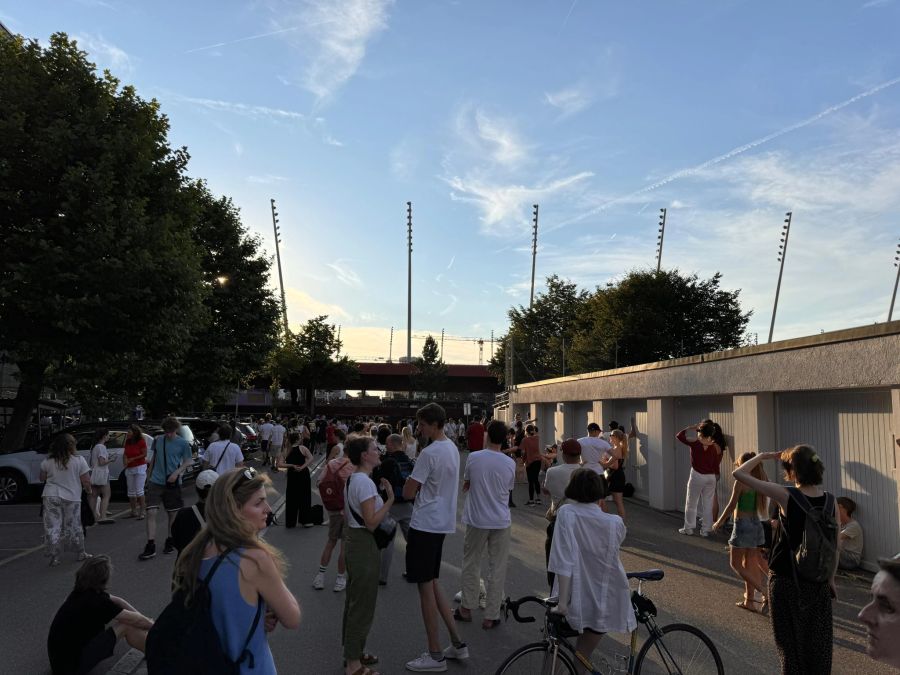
[406,202,413,363]
[270,198,289,337]
[530,204,539,308]
[656,208,667,273]
[768,211,793,343]
[889,237,900,321]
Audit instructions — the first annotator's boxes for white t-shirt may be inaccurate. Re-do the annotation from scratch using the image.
[90,443,110,485]
[259,422,274,441]
[543,463,583,507]
[270,424,286,448]
[578,436,612,474]
[345,472,383,529]
[462,450,515,529]
[410,438,460,534]
[332,442,345,459]
[205,440,243,474]
[41,455,90,502]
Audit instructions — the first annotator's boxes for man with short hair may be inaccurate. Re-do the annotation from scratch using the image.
[269,417,286,472]
[258,414,274,466]
[373,433,416,585]
[542,437,583,589]
[202,424,244,474]
[457,420,515,629]
[138,417,194,560]
[579,422,612,475]
[403,402,468,672]
[466,416,485,452]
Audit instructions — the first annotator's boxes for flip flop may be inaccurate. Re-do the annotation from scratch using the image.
[453,608,472,622]
[735,599,758,613]
[361,654,379,665]
[482,618,501,630]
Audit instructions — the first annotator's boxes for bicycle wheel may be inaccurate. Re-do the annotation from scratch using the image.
[495,641,578,675]
[634,623,724,675]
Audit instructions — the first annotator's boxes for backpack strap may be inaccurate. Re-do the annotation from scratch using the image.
[212,442,232,472]
[345,474,366,527]
[191,504,205,528]
[201,548,233,584]
[236,595,263,668]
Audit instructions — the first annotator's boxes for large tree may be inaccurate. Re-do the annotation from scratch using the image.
[413,334,448,398]
[0,34,206,451]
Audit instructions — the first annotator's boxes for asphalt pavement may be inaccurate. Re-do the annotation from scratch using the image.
[0,450,890,675]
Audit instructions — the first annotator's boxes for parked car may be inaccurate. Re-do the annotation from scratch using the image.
[180,417,253,461]
[0,420,201,504]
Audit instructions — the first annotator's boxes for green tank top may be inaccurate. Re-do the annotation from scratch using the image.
[737,489,757,512]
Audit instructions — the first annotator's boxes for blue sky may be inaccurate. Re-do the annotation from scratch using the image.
[7,0,900,364]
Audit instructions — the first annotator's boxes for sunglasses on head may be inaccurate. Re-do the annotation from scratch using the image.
[234,467,258,490]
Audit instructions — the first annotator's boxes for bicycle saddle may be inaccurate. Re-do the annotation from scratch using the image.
[626,569,664,581]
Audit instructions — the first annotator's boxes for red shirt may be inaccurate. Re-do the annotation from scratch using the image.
[326,424,336,445]
[124,438,147,468]
[676,430,722,475]
[521,435,541,464]
[467,422,485,451]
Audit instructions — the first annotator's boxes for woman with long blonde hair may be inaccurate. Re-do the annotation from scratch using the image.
[401,425,417,460]
[713,452,769,612]
[173,468,300,673]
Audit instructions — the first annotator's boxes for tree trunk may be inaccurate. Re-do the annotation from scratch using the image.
[305,386,315,416]
[289,387,298,407]
[0,360,47,454]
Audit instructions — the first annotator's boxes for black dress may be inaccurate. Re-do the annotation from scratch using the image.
[284,445,313,528]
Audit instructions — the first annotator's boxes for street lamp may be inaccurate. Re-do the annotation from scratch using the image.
[889,236,900,321]
[215,276,228,286]
[768,211,792,343]
[270,198,289,337]
[656,208,667,273]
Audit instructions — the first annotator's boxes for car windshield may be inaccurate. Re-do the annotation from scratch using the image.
[177,425,195,444]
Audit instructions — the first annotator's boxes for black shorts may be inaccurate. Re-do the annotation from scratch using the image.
[405,528,445,583]
[78,627,116,674]
[145,481,183,512]
[606,468,627,494]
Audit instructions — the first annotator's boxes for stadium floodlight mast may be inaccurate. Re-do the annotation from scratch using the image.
[406,202,413,363]
[656,208,667,273]
[768,211,793,343]
[889,237,900,321]
[530,204,539,309]
[270,198,289,337]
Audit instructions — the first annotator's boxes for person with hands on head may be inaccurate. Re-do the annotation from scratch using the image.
[676,420,724,537]
[342,436,394,675]
[859,555,900,670]
[733,445,838,675]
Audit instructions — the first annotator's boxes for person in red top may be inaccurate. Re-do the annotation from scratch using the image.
[466,417,485,452]
[676,420,725,537]
[123,425,148,519]
[520,425,543,506]
[325,420,337,454]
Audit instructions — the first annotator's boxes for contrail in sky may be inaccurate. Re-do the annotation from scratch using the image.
[558,75,900,227]
[184,22,333,54]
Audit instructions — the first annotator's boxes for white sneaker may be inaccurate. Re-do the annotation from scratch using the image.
[406,653,447,672]
[478,588,487,609]
[333,573,347,592]
[453,590,462,603]
[697,530,710,538]
[678,527,694,536]
[443,644,470,660]
[312,571,325,590]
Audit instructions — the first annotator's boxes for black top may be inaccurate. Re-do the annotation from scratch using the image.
[48,589,122,674]
[171,501,206,556]
[769,491,827,577]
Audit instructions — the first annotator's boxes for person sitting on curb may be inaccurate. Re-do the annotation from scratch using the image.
[48,555,154,675]
[837,496,864,570]
[170,469,219,558]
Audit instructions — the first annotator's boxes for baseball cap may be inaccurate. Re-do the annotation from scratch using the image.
[196,469,220,490]
[561,438,582,456]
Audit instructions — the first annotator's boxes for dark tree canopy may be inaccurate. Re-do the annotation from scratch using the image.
[413,334,448,397]
[490,270,750,387]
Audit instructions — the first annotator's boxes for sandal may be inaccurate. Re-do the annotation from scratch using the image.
[349,668,380,675]
[453,608,472,622]
[482,618,501,629]
[735,599,758,613]
[361,654,379,666]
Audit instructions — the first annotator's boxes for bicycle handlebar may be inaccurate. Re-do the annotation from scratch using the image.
[503,595,551,623]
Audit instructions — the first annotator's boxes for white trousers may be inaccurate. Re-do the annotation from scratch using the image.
[683,468,716,533]
[461,525,511,620]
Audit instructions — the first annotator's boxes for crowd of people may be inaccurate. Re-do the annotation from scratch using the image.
[39,405,898,675]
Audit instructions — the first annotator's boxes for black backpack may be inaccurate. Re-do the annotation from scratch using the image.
[784,487,838,585]
[373,452,415,502]
[146,550,262,675]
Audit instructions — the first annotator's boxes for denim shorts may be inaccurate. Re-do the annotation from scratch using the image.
[729,515,764,548]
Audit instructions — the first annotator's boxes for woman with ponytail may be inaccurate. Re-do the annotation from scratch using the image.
[174,468,301,673]
[675,419,724,537]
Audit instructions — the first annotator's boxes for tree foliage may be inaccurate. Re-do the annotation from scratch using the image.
[413,335,448,398]
[489,270,751,387]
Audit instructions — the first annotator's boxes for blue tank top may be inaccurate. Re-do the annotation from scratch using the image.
[199,549,275,674]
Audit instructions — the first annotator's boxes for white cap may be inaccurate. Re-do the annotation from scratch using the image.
[196,469,220,490]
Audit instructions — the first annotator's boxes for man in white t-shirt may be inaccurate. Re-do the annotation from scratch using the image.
[268,418,286,472]
[258,414,274,465]
[458,419,515,629]
[542,437,584,590]
[578,422,612,475]
[203,424,245,474]
[402,402,469,672]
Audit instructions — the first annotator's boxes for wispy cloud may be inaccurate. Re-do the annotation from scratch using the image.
[862,0,893,8]
[270,0,394,104]
[285,288,350,324]
[455,107,529,168]
[326,260,364,289]
[184,25,315,55]
[173,94,307,123]
[247,174,289,184]
[544,84,593,119]
[72,33,134,75]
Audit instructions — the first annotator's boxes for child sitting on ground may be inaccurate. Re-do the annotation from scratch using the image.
[837,496,864,570]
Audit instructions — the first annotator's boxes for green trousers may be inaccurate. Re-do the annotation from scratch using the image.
[342,526,381,661]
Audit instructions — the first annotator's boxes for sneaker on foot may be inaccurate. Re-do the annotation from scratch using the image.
[163,537,176,554]
[525,500,534,506]
[49,557,60,567]
[312,571,325,590]
[443,644,470,660]
[138,541,156,561]
[478,589,487,609]
[677,527,694,536]
[534,498,543,505]
[406,653,448,672]
[697,530,710,538]
[333,574,347,592]
[77,552,93,561]
[453,590,462,603]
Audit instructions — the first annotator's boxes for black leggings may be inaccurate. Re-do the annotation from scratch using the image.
[526,460,542,500]
[769,574,832,675]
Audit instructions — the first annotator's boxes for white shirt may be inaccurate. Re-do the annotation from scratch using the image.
[403,441,417,462]
[549,503,636,634]
[90,443,110,485]
[410,438,460,534]
[578,436,612,474]
[270,424,286,448]
[41,455,90,502]
[204,440,243,474]
[345,472,383,529]
[543,463,583,507]
[259,422,274,441]
[462,450,515,529]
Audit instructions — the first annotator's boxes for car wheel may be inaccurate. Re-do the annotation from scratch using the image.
[0,469,26,504]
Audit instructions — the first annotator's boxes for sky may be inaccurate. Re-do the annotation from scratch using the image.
[6,0,900,365]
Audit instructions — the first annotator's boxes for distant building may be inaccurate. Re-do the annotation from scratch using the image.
[0,20,13,38]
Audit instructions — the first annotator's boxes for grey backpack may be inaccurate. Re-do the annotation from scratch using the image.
[786,487,837,584]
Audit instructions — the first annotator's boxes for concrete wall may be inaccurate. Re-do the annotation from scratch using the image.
[506,322,900,570]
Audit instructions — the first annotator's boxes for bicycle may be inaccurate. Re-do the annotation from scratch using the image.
[495,569,724,674]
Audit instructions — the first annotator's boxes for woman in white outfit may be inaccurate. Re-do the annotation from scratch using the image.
[400,426,418,461]
[676,420,723,537]
[549,468,636,673]
[90,428,117,524]
[41,434,93,566]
